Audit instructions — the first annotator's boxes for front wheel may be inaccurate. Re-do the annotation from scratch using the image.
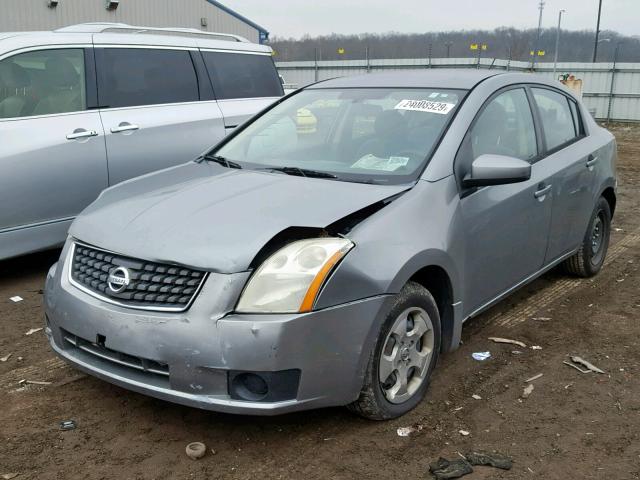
[348,282,441,420]
[563,196,612,277]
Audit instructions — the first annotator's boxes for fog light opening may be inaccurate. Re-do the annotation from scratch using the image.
[231,373,269,401]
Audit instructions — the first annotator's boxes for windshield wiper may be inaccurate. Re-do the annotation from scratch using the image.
[259,166,337,179]
[201,154,242,170]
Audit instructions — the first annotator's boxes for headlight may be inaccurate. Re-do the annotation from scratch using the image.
[237,237,354,313]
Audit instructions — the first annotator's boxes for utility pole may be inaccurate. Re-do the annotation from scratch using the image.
[532,0,545,69]
[553,9,566,77]
[445,41,453,59]
[606,42,622,124]
[593,0,603,62]
[365,46,371,73]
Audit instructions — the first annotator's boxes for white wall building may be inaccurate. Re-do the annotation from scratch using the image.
[0,0,269,44]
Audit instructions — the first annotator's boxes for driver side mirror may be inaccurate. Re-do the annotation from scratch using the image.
[462,154,532,188]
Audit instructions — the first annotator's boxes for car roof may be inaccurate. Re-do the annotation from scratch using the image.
[307,69,503,90]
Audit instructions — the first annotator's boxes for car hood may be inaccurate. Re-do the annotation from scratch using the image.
[70,162,411,272]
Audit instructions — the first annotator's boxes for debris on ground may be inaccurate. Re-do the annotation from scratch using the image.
[569,356,606,374]
[24,328,42,336]
[471,394,482,400]
[488,337,527,348]
[564,361,591,374]
[525,373,543,383]
[531,345,543,350]
[429,451,513,479]
[60,420,76,431]
[185,442,207,460]
[471,352,491,361]
[18,380,52,386]
[429,457,473,479]
[465,450,513,470]
[458,430,470,436]
[511,350,523,355]
[522,384,534,399]
[0,353,12,362]
[2,474,20,480]
[9,296,23,303]
[532,317,552,321]
[397,426,418,437]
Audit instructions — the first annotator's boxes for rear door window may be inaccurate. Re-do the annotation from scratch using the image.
[0,48,86,119]
[202,52,283,100]
[532,88,578,151]
[470,88,538,161]
[96,48,199,108]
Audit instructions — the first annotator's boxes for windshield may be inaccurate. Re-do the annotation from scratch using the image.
[213,87,465,184]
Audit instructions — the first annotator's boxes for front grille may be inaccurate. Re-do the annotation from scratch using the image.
[62,329,170,378]
[70,243,206,311]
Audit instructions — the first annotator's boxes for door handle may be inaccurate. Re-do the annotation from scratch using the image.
[66,129,98,140]
[534,184,552,199]
[586,155,598,169]
[111,123,140,133]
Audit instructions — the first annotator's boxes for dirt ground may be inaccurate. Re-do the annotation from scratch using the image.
[1,124,639,480]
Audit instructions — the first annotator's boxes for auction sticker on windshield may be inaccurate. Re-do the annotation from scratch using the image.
[394,99,455,115]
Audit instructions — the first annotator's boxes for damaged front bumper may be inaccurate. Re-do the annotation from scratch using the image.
[44,242,391,415]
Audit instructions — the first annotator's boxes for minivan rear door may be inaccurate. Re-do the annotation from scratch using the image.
[93,36,226,185]
[200,50,283,133]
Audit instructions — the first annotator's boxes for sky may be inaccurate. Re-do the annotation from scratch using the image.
[221,0,640,38]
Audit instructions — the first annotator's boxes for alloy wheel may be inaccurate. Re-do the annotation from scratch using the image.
[378,307,434,404]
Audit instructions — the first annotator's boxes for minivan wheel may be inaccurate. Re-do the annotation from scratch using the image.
[347,282,441,420]
[563,197,612,278]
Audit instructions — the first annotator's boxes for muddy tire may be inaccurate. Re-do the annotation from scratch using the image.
[347,282,441,420]
[563,196,612,278]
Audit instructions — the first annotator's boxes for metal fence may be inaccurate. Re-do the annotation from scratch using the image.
[276,58,640,122]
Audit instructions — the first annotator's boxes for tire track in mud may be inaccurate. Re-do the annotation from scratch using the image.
[489,226,640,329]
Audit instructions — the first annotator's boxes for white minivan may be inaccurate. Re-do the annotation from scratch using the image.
[0,23,283,260]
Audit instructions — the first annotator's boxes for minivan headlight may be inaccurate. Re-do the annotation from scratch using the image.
[237,238,354,313]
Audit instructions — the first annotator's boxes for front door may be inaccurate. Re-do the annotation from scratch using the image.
[457,87,553,313]
[0,47,107,233]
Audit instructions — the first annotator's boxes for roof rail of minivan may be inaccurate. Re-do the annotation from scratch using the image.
[55,23,250,43]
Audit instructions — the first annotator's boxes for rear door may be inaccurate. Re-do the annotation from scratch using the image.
[457,87,553,312]
[529,87,596,262]
[200,50,283,134]
[95,45,226,185]
[0,46,107,234]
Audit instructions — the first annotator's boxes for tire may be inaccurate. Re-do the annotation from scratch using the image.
[563,196,612,278]
[348,282,441,420]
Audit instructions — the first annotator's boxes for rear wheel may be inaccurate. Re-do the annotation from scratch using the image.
[348,282,441,420]
[563,197,611,277]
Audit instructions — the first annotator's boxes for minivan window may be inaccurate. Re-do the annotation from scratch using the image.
[0,48,86,119]
[532,88,577,151]
[97,48,199,108]
[202,52,283,100]
[213,88,464,184]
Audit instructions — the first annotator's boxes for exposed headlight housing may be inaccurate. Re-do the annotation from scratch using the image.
[237,237,354,313]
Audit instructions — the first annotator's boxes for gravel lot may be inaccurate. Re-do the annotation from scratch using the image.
[1,124,639,480]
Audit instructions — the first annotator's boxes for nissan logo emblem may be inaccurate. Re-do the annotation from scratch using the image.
[107,266,131,294]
